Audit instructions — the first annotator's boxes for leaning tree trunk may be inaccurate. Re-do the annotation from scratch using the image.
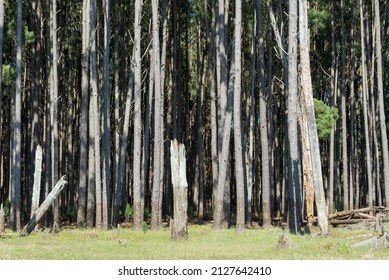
[20,176,67,236]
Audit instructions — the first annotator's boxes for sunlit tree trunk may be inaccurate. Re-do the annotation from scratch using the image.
[101,0,111,230]
[151,0,164,230]
[299,0,328,235]
[132,0,143,230]
[374,0,389,207]
[234,0,245,235]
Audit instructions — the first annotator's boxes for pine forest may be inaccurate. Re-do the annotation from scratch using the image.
[0,0,389,236]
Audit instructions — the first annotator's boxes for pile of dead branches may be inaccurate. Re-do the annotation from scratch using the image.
[329,206,389,225]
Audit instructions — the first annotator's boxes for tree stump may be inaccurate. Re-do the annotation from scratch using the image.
[170,140,188,240]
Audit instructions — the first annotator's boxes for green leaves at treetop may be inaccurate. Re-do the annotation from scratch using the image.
[2,64,15,86]
[314,98,339,141]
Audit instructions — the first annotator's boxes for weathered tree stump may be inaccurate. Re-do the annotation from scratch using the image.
[169,140,188,240]
[20,176,67,236]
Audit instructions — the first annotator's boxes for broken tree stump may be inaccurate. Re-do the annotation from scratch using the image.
[169,140,188,241]
[20,176,68,236]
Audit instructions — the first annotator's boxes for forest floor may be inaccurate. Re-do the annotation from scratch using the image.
[0,223,388,260]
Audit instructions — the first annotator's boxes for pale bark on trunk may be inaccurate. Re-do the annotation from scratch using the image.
[51,0,60,227]
[77,0,90,227]
[299,0,329,235]
[257,0,271,228]
[101,0,111,230]
[90,0,102,229]
[151,0,164,231]
[287,0,303,234]
[133,0,143,230]
[374,0,389,208]
[340,0,349,211]
[234,0,245,235]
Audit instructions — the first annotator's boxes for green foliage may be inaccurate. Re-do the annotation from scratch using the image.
[142,221,150,233]
[308,9,330,32]
[119,202,133,221]
[64,206,77,222]
[314,98,339,141]
[3,199,10,219]
[2,64,15,86]
[23,26,35,45]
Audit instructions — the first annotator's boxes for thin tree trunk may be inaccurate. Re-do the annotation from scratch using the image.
[374,0,389,208]
[10,0,23,232]
[90,0,102,229]
[360,0,373,208]
[151,0,164,231]
[234,0,245,235]
[132,0,143,230]
[0,0,4,197]
[257,0,271,228]
[340,0,349,211]
[77,0,90,227]
[101,0,111,230]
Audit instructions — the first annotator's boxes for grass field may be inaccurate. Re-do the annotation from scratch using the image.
[0,223,388,260]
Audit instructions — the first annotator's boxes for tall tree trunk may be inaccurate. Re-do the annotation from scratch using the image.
[374,0,389,208]
[0,0,4,205]
[287,0,303,234]
[101,0,111,230]
[360,0,373,208]
[132,0,143,231]
[340,0,349,211]
[77,0,90,227]
[151,0,164,231]
[51,0,60,227]
[90,0,102,229]
[257,0,271,228]
[10,0,23,232]
[299,0,329,235]
[349,1,356,210]
[234,0,245,235]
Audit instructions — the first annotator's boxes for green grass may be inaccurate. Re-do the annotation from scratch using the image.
[0,224,388,260]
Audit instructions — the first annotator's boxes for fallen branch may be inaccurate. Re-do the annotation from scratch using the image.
[20,176,68,236]
[329,206,388,220]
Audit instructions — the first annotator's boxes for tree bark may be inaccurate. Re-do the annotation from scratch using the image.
[374,0,389,208]
[151,0,164,231]
[132,0,143,231]
[257,0,271,228]
[101,0,111,230]
[234,0,245,235]
[170,140,188,240]
[10,0,23,232]
[299,0,329,235]
[77,0,90,227]
[287,0,303,234]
